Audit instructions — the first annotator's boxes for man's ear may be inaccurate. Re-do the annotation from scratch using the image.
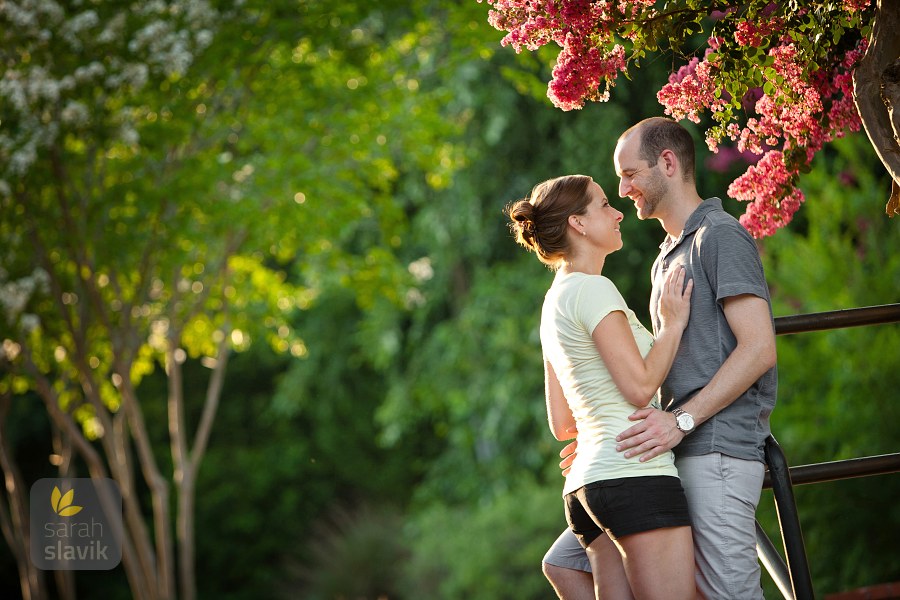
[660,149,679,177]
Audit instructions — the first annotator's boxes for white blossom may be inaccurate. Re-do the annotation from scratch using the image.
[20,314,40,333]
[10,141,37,176]
[105,63,149,91]
[25,66,62,103]
[129,20,169,53]
[0,2,38,29]
[119,122,139,146]
[0,269,50,325]
[408,257,434,282]
[73,61,106,84]
[60,9,99,49]
[195,29,213,49]
[0,73,29,113]
[96,13,126,44]
[60,100,89,125]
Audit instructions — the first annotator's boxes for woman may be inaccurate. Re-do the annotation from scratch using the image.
[507,174,699,599]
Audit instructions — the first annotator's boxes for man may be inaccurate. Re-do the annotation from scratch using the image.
[542,117,778,600]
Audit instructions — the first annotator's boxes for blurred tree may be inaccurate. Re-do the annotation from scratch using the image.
[0,2,300,598]
[0,1,463,598]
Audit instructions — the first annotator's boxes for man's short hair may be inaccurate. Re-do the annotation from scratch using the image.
[623,117,696,182]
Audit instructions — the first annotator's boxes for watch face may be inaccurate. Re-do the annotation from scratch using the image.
[678,413,694,430]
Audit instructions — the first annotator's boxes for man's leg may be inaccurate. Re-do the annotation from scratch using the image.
[676,453,765,600]
[543,528,594,600]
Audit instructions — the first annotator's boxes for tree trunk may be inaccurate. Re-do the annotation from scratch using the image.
[50,423,77,600]
[0,393,48,600]
[171,333,230,600]
[853,0,900,216]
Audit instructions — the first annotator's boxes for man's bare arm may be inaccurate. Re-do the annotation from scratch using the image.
[615,294,777,461]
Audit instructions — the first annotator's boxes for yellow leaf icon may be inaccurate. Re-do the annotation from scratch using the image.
[51,486,83,517]
[58,505,83,517]
[58,489,74,511]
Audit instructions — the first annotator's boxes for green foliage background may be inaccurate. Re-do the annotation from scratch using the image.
[1,1,898,598]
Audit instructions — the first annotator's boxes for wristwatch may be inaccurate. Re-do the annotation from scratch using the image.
[672,408,695,434]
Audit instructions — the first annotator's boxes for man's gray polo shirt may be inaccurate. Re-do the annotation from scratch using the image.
[649,198,777,462]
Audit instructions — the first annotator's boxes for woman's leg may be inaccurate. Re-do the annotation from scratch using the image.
[586,532,634,600]
[614,525,698,600]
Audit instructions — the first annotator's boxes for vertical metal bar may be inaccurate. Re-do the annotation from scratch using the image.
[765,435,815,600]
[758,307,900,597]
[756,520,794,600]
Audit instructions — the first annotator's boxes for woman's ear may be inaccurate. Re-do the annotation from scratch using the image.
[568,214,582,231]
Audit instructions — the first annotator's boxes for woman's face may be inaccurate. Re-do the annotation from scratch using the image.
[580,181,624,253]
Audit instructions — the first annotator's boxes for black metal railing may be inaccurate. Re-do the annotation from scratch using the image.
[756,303,900,600]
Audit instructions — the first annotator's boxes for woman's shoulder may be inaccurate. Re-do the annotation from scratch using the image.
[578,273,621,295]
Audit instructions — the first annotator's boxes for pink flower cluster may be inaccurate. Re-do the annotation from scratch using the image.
[482,0,598,53]
[657,46,727,123]
[728,151,805,237]
[726,40,866,237]
[734,17,785,48]
[483,2,871,237]
[657,33,866,237]
[738,42,824,155]
[842,0,871,11]
[482,0,652,110]
[550,37,625,109]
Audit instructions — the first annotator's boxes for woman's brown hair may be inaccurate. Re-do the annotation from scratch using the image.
[506,175,593,269]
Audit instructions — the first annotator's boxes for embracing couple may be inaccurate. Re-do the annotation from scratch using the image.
[507,117,778,600]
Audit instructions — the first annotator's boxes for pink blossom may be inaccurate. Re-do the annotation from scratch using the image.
[549,37,625,110]
[842,0,871,11]
[657,54,724,123]
[734,17,784,48]
[483,2,871,237]
[729,152,805,238]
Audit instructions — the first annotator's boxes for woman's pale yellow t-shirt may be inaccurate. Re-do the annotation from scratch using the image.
[540,271,679,496]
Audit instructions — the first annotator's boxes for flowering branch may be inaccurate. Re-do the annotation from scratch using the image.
[482,0,888,237]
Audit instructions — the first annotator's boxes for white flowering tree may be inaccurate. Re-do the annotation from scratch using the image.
[0,2,274,599]
[0,1,456,598]
[480,0,899,238]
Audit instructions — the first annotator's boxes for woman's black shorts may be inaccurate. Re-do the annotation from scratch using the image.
[564,475,691,548]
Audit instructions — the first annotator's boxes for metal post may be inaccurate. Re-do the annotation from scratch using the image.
[756,520,794,600]
[765,435,815,600]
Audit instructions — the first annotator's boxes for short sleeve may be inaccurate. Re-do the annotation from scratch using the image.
[573,276,629,335]
[699,221,769,304]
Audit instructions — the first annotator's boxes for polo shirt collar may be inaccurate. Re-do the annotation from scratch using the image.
[659,197,722,250]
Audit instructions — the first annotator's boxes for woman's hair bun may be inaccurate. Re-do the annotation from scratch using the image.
[507,198,538,249]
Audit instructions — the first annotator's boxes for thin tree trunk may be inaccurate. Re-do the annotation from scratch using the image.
[165,333,192,600]
[176,336,230,600]
[50,423,77,600]
[0,393,48,600]
[29,362,153,600]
